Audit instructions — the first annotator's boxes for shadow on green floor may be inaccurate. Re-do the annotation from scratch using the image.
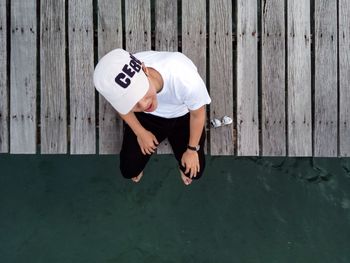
[1,154,350,263]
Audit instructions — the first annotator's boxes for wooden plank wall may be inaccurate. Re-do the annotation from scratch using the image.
[237,0,259,156]
[287,0,312,156]
[261,0,285,156]
[0,0,7,153]
[1,0,349,157]
[210,0,234,155]
[10,0,37,153]
[314,0,338,157]
[68,0,95,154]
[40,0,67,154]
[339,0,350,157]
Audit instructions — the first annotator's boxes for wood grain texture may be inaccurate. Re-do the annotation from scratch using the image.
[182,0,208,154]
[237,0,259,156]
[287,0,312,156]
[314,0,337,157]
[97,0,123,154]
[339,0,350,157]
[40,0,67,154]
[125,0,151,53]
[209,0,234,155]
[261,0,286,156]
[10,0,37,153]
[154,0,178,154]
[68,0,95,154]
[0,0,8,153]
[155,0,177,51]
[182,0,206,81]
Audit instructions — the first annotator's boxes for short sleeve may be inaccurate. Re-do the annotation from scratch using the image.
[179,70,211,111]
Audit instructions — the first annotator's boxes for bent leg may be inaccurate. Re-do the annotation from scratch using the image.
[119,112,168,179]
[168,114,206,180]
[120,124,151,179]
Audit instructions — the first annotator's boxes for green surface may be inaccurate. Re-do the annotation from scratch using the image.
[1,155,350,263]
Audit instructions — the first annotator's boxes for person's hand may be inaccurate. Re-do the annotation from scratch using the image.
[137,130,159,155]
[181,150,200,178]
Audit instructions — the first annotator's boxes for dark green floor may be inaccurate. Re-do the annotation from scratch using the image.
[1,155,350,263]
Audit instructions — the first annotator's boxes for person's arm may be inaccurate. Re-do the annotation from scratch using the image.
[119,112,159,155]
[188,105,206,148]
[181,105,206,178]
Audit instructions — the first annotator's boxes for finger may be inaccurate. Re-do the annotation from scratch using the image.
[141,148,146,155]
[147,148,154,155]
[151,144,157,150]
[181,158,186,168]
[185,165,190,174]
[190,167,196,179]
[192,166,197,178]
[194,164,200,177]
[153,137,159,145]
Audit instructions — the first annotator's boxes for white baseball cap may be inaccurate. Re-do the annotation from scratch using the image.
[93,49,149,115]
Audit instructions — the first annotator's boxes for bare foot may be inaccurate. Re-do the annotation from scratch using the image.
[180,170,192,185]
[132,171,144,183]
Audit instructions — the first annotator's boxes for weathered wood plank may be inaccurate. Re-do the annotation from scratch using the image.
[182,0,206,81]
[209,0,233,155]
[0,0,8,153]
[40,0,67,154]
[261,0,286,156]
[182,0,208,154]
[97,0,123,154]
[155,0,177,51]
[287,0,312,156]
[10,0,37,153]
[339,0,350,157]
[125,0,151,53]
[154,0,178,154]
[68,0,95,154]
[314,0,337,157]
[237,0,259,156]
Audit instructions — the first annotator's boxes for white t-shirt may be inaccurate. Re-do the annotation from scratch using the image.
[134,51,211,118]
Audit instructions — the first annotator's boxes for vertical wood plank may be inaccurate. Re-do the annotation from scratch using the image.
[68,0,95,154]
[0,0,8,153]
[97,0,123,154]
[10,0,37,153]
[155,0,177,51]
[209,0,233,155]
[182,0,208,154]
[40,0,67,154]
[154,0,177,154]
[125,0,151,53]
[339,0,350,157]
[261,0,286,156]
[237,0,259,156]
[287,0,312,156]
[314,0,337,157]
[182,0,206,81]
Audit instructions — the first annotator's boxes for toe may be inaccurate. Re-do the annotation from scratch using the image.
[180,170,192,185]
[132,172,143,183]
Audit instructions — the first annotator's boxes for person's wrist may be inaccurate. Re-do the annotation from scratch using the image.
[187,144,200,152]
[186,149,198,154]
[134,127,147,137]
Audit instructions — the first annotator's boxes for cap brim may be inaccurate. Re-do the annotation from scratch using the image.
[112,71,149,115]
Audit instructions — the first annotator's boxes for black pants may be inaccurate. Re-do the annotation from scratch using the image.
[120,112,206,180]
